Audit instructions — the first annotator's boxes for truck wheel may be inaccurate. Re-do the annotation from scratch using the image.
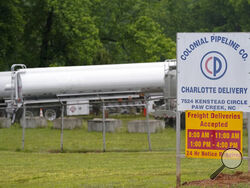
[0,110,6,117]
[44,109,57,121]
[25,110,34,117]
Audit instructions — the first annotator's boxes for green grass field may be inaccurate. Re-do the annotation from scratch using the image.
[0,117,249,187]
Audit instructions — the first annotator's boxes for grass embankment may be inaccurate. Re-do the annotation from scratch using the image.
[0,116,249,187]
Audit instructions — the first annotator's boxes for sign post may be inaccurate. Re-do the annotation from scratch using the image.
[176,111,181,187]
[177,32,250,186]
[248,113,250,172]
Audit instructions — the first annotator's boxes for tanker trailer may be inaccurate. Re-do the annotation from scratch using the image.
[0,61,177,121]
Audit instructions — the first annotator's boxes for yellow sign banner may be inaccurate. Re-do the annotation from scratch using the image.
[185,110,243,159]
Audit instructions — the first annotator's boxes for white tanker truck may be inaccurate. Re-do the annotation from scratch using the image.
[0,61,177,123]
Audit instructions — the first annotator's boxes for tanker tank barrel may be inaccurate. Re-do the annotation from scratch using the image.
[0,61,177,121]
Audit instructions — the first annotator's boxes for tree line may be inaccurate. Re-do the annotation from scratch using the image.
[0,0,249,71]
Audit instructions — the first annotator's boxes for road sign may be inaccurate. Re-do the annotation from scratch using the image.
[185,110,242,159]
[177,33,250,112]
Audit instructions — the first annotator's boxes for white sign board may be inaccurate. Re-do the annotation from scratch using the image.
[67,100,89,115]
[177,33,250,112]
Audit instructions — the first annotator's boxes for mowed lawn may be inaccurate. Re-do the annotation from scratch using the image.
[0,118,249,188]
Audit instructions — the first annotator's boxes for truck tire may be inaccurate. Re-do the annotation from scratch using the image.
[44,109,57,121]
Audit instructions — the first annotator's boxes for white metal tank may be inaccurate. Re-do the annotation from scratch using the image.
[0,72,11,99]
[0,62,171,100]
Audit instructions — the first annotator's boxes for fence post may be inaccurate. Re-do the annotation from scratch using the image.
[102,102,106,152]
[60,104,64,152]
[22,104,26,150]
[145,96,152,151]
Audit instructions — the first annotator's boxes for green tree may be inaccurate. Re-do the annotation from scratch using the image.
[0,0,25,70]
[22,0,101,67]
[149,0,240,41]
[4,0,249,70]
[230,0,250,31]
[148,0,192,41]
[92,0,175,64]
[125,16,175,62]
[189,0,239,32]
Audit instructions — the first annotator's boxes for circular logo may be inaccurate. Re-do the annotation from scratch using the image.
[70,106,77,113]
[200,51,227,80]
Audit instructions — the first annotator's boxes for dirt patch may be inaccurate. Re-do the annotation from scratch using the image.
[182,171,250,187]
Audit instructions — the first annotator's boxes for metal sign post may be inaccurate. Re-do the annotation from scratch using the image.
[176,111,181,187]
[248,113,250,172]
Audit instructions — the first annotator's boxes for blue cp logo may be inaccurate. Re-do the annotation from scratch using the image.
[200,51,227,80]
